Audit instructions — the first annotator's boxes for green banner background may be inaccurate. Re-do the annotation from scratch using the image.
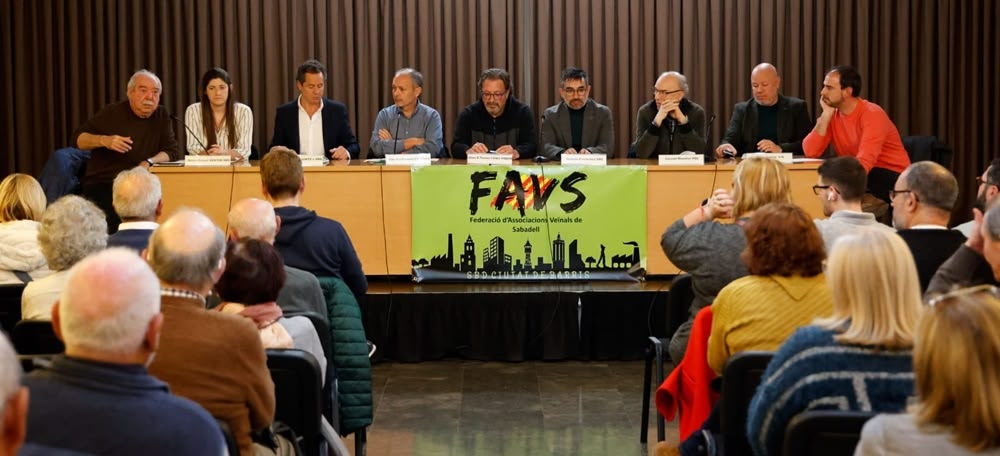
[411,165,647,281]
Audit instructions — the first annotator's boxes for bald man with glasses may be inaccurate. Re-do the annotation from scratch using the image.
[630,71,707,159]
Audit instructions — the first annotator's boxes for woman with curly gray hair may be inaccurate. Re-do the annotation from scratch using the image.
[21,195,107,320]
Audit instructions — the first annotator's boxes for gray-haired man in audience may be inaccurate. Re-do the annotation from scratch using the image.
[146,209,275,456]
[0,333,27,456]
[107,167,162,252]
[21,248,223,455]
[228,197,327,320]
[812,156,894,251]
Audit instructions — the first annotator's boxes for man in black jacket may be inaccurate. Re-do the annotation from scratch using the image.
[451,68,536,159]
[715,63,812,158]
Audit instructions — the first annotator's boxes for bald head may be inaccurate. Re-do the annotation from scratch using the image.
[228,198,278,244]
[751,63,781,106]
[57,248,161,357]
[147,209,226,289]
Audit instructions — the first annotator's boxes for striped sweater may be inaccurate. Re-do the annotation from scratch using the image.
[746,326,914,456]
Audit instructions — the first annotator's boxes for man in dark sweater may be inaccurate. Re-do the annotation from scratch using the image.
[106,166,161,252]
[260,147,368,301]
[451,68,537,159]
[72,70,180,231]
[891,161,966,292]
[22,248,223,455]
[629,71,707,159]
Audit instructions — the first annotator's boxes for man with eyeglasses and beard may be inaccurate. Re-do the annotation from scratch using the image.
[451,68,536,160]
[539,67,614,159]
[630,71,707,159]
[954,159,1000,237]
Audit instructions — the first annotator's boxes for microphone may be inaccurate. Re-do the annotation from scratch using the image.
[171,112,210,154]
[390,108,402,156]
[533,155,550,163]
[703,114,717,160]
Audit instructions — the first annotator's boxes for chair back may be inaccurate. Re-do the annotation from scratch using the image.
[719,351,774,456]
[267,348,323,456]
[217,418,240,456]
[666,274,695,337]
[782,410,875,456]
[286,311,340,427]
[11,320,64,355]
[902,135,952,168]
[0,284,26,332]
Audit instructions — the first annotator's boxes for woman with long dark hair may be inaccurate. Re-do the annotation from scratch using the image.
[184,67,252,160]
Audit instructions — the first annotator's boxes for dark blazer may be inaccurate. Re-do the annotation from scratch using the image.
[106,228,155,253]
[269,97,361,159]
[720,95,812,155]
[540,99,615,158]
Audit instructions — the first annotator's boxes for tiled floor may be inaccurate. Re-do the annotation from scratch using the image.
[343,360,679,456]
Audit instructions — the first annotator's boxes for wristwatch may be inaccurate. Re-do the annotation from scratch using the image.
[144,158,155,166]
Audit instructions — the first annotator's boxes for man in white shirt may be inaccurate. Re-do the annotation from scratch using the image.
[269,59,360,160]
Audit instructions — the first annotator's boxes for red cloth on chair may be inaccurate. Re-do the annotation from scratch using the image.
[654,306,719,441]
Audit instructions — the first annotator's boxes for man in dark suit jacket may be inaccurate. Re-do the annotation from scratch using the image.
[539,67,614,158]
[715,63,812,158]
[106,167,161,252]
[269,59,360,160]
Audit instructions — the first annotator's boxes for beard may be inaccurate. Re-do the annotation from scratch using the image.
[975,188,989,211]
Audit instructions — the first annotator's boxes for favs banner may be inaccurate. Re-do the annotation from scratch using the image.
[412,165,647,282]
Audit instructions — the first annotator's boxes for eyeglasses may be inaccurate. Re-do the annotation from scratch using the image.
[653,88,683,97]
[812,185,831,195]
[927,284,1000,307]
[977,176,997,187]
[889,189,913,200]
[562,87,589,95]
[481,91,508,100]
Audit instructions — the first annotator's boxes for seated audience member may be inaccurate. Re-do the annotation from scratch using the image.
[856,286,1000,455]
[661,157,793,363]
[630,71,707,158]
[227,198,327,319]
[715,63,811,158]
[21,196,107,320]
[269,59,360,160]
[21,249,223,455]
[955,158,1000,237]
[184,67,253,160]
[539,66,614,158]
[0,174,49,284]
[260,146,368,301]
[0,333,27,456]
[891,161,965,292]
[926,202,1000,296]
[368,68,444,157]
[802,65,910,202]
[215,238,327,379]
[72,69,180,230]
[707,202,832,373]
[451,68,537,159]
[106,167,161,252]
[146,209,275,456]
[812,156,895,251]
[747,229,921,456]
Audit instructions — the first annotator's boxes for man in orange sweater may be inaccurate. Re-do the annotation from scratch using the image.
[802,65,910,203]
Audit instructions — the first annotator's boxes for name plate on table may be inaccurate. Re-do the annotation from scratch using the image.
[299,156,329,167]
[742,152,793,164]
[658,154,705,166]
[560,154,607,166]
[184,155,233,167]
[385,153,432,166]
[466,153,513,165]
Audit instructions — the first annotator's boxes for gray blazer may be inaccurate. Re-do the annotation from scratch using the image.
[540,99,614,158]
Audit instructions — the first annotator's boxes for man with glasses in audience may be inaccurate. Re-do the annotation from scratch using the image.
[927,196,1000,297]
[630,71,707,159]
[954,159,1000,237]
[539,67,614,159]
[802,65,910,203]
[715,63,812,158]
[890,161,966,292]
[451,68,536,159]
[811,156,894,251]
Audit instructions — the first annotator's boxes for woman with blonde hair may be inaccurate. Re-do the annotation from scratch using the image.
[661,157,793,363]
[855,286,1000,455]
[746,229,921,456]
[0,174,51,284]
